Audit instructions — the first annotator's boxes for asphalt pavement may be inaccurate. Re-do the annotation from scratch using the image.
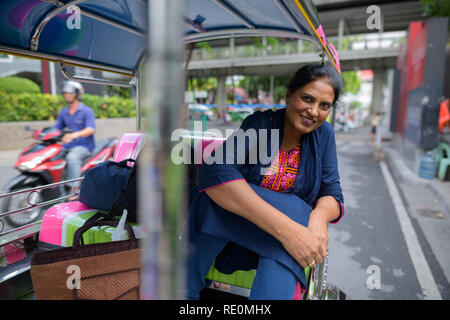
[328,127,450,299]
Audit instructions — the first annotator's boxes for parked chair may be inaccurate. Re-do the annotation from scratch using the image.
[434,142,450,181]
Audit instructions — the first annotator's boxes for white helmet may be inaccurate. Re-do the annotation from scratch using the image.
[61,80,84,99]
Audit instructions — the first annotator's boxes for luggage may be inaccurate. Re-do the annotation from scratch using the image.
[30,219,140,300]
[38,201,144,247]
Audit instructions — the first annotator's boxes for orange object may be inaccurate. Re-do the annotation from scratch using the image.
[439,99,450,132]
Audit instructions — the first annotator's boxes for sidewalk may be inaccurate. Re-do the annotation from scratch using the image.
[383,143,450,215]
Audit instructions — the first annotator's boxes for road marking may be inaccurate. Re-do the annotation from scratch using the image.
[380,161,442,300]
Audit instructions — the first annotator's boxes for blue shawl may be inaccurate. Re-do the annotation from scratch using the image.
[188,108,344,287]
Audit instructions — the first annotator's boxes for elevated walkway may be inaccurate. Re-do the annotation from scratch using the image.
[187,47,398,76]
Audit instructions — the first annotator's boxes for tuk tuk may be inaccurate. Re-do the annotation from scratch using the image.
[0,0,342,300]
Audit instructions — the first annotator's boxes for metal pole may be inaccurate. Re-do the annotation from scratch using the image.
[135,69,141,131]
[140,0,186,299]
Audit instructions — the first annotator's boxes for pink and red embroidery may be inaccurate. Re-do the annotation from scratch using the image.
[260,144,301,192]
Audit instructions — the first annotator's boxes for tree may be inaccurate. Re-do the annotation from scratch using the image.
[238,76,268,100]
[105,86,131,99]
[187,77,217,92]
[420,0,450,18]
[341,71,362,95]
[420,0,450,29]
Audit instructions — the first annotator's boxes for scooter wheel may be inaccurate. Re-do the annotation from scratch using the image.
[1,187,45,228]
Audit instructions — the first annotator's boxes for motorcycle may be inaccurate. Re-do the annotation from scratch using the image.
[1,126,118,228]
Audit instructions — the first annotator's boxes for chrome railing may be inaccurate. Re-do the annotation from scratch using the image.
[0,178,83,241]
[306,252,346,300]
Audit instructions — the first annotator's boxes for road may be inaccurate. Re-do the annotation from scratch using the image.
[328,128,449,299]
[328,130,422,299]
[0,125,449,299]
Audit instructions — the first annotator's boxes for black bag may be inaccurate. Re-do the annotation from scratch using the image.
[109,160,137,222]
[79,159,135,212]
[80,158,138,225]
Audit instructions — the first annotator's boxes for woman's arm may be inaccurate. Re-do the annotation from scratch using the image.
[307,196,341,255]
[309,124,345,255]
[205,179,326,268]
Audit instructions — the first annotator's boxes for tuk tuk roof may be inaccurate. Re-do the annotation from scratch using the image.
[0,0,339,77]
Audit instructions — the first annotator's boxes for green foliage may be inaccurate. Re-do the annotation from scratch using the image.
[349,100,362,109]
[251,37,279,49]
[0,77,41,94]
[266,37,280,47]
[237,75,291,102]
[196,42,212,52]
[238,76,268,99]
[274,86,287,103]
[341,71,362,95]
[104,86,131,99]
[0,93,136,122]
[420,0,450,18]
[187,77,217,91]
[420,0,450,30]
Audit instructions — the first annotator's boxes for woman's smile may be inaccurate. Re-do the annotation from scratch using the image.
[300,114,316,127]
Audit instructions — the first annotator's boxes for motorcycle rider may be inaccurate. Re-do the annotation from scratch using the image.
[53,81,96,193]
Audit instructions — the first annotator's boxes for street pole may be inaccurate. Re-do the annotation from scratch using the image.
[140,0,186,299]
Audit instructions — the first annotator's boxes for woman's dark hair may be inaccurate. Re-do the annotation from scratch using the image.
[288,64,343,107]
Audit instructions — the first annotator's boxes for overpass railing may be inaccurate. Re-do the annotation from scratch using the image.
[190,32,406,61]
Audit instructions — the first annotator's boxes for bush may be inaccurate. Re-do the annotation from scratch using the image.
[0,77,41,94]
[0,93,136,122]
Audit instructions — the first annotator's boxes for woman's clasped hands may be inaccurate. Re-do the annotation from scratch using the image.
[279,209,329,269]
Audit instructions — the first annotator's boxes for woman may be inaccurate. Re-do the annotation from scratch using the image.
[187,64,344,300]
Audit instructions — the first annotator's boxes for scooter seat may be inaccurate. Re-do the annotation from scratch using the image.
[90,138,117,158]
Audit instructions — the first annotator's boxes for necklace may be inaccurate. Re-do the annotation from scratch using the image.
[281,141,301,151]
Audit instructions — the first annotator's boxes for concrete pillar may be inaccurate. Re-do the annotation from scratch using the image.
[216,75,226,114]
[371,69,385,115]
[229,37,235,59]
[338,19,344,51]
[298,39,303,53]
[269,75,274,104]
[262,37,267,57]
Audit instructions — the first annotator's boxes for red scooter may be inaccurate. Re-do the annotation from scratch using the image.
[1,127,118,228]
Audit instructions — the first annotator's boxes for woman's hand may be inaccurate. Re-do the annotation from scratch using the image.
[308,210,329,257]
[278,220,325,269]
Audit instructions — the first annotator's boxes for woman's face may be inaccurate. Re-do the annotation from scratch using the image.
[285,77,335,136]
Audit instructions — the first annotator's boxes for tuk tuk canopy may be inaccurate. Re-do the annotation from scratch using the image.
[0,0,340,78]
